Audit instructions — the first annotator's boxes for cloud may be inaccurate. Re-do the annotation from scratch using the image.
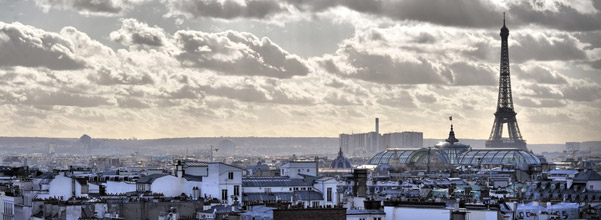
[34,0,147,16]
[376,90,416,108]
[0,22,86,70]
[510,33,587,62]
[514,97,567,108]
[88,66,155,85]
[561,83,601,102]
[116,97,151,108]
[110,18,168,47]
[448,62,497,86]
[590,59,601,69]
[513,65,568,84]
[21,90,111,108]
[328,51,447,84]
[163,0,601,32]
[163,0,286,19]
[508,0,601,32]
[174,30,309,78]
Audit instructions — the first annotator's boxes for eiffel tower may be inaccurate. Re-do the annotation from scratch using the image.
[485,13,527,150]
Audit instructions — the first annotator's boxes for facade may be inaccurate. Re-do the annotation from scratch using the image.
[383,201,503,220]
[241,176,340,208]
[382,132,423,149]
[280,161,318,178]
[339,132,383,157]
[340,131,424,157]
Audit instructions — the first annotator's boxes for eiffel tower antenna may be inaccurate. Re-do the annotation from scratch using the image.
[486,13,527,150]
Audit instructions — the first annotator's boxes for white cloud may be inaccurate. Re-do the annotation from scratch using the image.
[110,18,168,47]
[174,30,309,78]
[0,22,86,70]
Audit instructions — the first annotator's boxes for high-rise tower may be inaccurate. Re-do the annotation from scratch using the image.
[486,13,527,150]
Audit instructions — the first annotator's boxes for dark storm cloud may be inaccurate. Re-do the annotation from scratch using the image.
[0,22,85,70]
[174,30,309,78]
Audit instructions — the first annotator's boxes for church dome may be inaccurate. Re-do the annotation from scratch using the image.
[331,148,352,169]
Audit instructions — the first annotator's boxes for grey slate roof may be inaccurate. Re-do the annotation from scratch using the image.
[243,191,323,202]
[574,170,601,181]
[183,174,203,182]
[137,174,168,184]
[243,176,314,187]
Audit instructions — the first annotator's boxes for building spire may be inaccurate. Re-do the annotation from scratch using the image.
[503,12,506,26]
[446,116,459,145]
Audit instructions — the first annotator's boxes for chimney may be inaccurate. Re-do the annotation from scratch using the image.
[193,186,200,200]
[375,118,380,151]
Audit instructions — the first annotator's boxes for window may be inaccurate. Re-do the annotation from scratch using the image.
[298,169,301,172]
[301,187,306,190]
[289,188,292,191]
[307,169,310,172]
[265,188,271,193]
[312,201,320,207]
[234,185,240,196]
[222,189,228,201]
[228,172,234,180]
[327,187,332,202]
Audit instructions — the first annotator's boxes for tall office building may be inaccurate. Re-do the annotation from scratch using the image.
[382,132,423,148]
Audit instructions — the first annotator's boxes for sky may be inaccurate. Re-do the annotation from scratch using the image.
[0,0,600,144]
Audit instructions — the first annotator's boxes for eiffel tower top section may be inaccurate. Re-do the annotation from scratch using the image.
[497,12,514,111]
[486,13,527,150]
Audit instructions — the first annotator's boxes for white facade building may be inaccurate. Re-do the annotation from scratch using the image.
[280,161,318,178]
[129,161,243,205]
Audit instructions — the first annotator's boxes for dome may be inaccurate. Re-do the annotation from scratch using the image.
[457,149,541,166]
[368,148,449,165]
[330,148,352,169]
